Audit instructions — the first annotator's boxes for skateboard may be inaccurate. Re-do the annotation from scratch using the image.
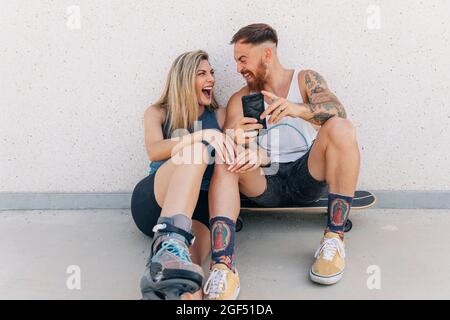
[236,190,376,233]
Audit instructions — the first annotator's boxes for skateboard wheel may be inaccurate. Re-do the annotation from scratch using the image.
[344,219,352,232]
[236,217,243,232]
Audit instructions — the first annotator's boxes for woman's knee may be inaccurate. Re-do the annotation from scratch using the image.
[212,162,240,182]
[171,142,210,170]
[213,161,229,174]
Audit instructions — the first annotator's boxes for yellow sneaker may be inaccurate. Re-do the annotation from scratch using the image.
[309,232,346,285]
[203,263,240,300]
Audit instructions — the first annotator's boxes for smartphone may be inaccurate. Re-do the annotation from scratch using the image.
[241,92,267,130]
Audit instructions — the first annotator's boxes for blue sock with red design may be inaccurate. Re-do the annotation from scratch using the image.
[209,216,236,272]
[325,193,353,240]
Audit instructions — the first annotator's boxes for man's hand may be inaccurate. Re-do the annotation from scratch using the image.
[260,90,303,125]
[230,117,263,145]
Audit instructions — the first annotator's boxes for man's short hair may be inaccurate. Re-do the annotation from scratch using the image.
[230,23,278,46]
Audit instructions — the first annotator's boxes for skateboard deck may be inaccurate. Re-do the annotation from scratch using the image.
[240,190,376,213]
[236,190,376,233]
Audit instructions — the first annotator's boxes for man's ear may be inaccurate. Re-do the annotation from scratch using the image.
[263,47,273,64]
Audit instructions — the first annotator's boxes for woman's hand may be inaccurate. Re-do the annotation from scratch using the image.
[227,146,270,174]
[201,129,237,165]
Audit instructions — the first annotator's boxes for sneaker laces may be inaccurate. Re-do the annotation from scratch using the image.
[203,268,228,298]
[314,237,345,262]
[156,238,192,263]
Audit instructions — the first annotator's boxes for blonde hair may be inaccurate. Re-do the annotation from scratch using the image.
[153,50,218,136]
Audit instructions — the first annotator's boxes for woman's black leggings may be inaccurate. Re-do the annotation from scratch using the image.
[130,174,211,238]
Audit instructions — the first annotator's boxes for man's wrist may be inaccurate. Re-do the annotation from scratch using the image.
[296,103,309,120]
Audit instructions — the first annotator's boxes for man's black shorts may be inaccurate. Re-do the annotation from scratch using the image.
[246,141,328,207]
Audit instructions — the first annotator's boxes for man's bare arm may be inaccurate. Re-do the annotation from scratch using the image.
[299,70,347,126]
[223,92,244,132]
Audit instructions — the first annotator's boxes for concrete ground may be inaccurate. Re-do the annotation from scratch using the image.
[1,208,449,300]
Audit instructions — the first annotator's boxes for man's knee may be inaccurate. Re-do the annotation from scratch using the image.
[323,117,357,147]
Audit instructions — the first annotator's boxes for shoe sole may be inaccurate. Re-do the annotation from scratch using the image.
[141,278,201,300]
[231,285,240,300]
[141,268,203,300]
[204,285,240,300]
[309,269,343,285]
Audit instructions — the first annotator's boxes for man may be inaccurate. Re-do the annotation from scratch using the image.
[203,23,360,300]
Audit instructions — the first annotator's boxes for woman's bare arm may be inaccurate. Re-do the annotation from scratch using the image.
[144,106,200,161]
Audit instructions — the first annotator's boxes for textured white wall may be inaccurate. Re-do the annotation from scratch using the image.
[1,0,449,193]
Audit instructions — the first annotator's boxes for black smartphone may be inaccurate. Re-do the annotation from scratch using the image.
[241,92,267,130]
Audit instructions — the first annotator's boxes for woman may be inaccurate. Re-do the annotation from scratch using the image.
[130,50,235,300]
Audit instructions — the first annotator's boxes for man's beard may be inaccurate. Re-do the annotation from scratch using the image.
[245,62,267,92]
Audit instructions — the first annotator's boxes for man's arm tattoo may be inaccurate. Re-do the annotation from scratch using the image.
[303,70,347,125]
